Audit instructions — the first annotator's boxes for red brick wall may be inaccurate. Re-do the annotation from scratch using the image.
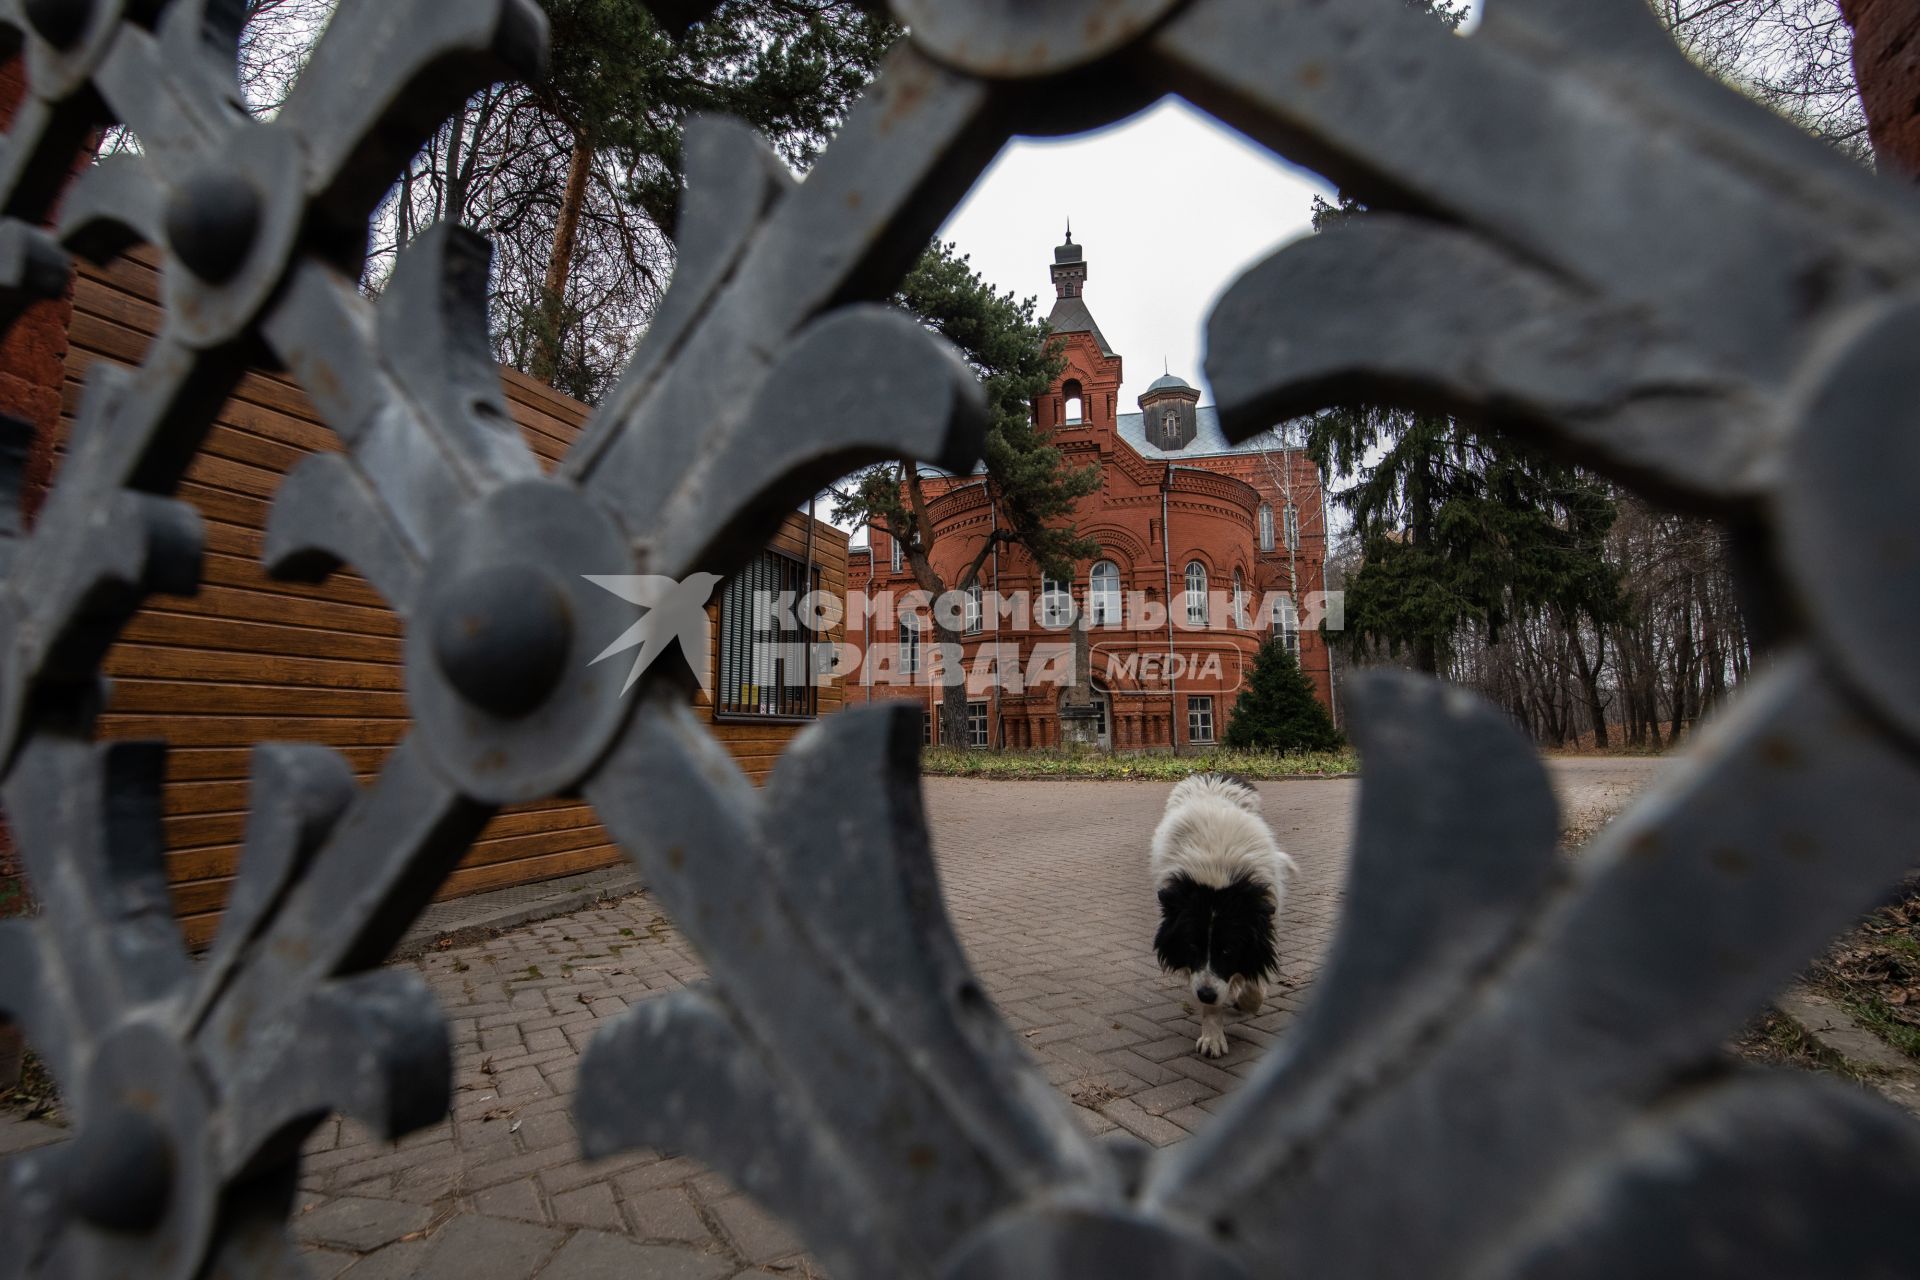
[1841,0,1920,178]
[0,57,82,912]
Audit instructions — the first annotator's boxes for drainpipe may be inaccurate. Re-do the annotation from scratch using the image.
[1320,479,1339,732]
[1161,466,1178,753]
[804,494,817,718]
[862,524,873,707]
[990,491,1002,749]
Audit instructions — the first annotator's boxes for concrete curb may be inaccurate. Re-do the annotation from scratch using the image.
[1775,985,1920,1119]
[392,866,644,960]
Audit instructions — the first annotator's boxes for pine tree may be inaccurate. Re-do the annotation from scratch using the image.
[833,242,1099,748]
[1225,640,1343,753]
[230,2,895,402]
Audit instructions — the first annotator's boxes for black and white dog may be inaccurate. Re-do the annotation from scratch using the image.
[1150,773,1294,1058]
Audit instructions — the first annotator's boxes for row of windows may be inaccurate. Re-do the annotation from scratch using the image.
[883,503,1301,580]
[722,557,1293,729]
[893,562,1302,647]
[921,697,1218,747]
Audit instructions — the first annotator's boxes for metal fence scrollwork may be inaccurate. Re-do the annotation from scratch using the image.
[1,0,1918,1275]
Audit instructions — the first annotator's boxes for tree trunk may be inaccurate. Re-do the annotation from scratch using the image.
[1569,622,1609,750]
[936,616,970,748]
[532,128,592,384]
[444,109,468,222]
[1413,633,1439,676]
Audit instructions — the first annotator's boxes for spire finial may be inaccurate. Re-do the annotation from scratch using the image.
[1164,356,1169,376]
[1065,218,1072,244]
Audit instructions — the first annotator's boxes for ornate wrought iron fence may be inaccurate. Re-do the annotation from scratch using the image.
[2,0,1918,1275]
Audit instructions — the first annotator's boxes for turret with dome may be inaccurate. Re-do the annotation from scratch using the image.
[1139,367,1201,450]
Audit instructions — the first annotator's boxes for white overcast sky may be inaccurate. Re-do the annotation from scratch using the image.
[932,1,1483,417]
[936,96,1331,416]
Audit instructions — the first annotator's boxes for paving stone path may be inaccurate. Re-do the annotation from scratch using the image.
[1,761,1659,1277]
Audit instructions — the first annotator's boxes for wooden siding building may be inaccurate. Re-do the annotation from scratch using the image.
[58,249,846,948]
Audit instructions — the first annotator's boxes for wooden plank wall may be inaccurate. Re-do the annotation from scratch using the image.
[60,248,847,949]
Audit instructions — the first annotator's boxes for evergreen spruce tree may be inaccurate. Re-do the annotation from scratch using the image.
[1225,640,1343,753]
[1307,190,1619,675]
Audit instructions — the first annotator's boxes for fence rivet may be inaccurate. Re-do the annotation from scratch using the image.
[431,562,573,718]
[61,1110,173,1232]
[23,0,91,49]
[165,169,261,284]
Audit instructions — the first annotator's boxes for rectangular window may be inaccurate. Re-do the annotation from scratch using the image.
[1042,575,1073,629]
[900,617,921,677]
[717,549,819,719]
[967,700,989,749]
[965,582,983,635]
[1284,505,1300,551]
[891,532,903,574]
[1276,595,1301,657]
[1259,504,1275,553]
[1187,695,1215,744]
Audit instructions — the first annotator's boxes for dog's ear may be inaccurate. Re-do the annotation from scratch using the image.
[1153,876,1204,973]
[1157,872,1200,913]
[1152,914,1194,973]
[1211,876,1281,980]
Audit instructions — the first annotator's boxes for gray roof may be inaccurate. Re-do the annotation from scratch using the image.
[1144,371,1193,395]
[1117,405,1304,459]
[1045,295,1115,357]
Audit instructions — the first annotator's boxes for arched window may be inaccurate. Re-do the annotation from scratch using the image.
[1063,378,1085,423]
[1041,573,1073,629]
[1258,503,1275,553]
[964,581,983,635]
[1232,570,1246,628]
[1184,561,1209,626]
[890,531,902,574]
[1161,407,1179,440]
[1089,560,1121,627]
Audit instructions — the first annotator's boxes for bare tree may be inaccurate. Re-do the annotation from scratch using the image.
[225,1,889,405]
[1653,0,1871,162]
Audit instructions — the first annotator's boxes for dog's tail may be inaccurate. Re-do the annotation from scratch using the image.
[1167,771,1263,815]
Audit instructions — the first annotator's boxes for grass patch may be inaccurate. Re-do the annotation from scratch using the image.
[918,745,1357,781]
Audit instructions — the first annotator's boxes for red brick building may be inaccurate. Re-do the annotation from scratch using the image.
[847,232,1333,749]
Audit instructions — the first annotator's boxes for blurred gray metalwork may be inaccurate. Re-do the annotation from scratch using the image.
[1,0,1918,1275]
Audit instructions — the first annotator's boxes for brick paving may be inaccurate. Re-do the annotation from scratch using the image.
[0,761,1658,1277]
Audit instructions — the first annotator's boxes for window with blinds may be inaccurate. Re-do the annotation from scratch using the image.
[716,549,820,719]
